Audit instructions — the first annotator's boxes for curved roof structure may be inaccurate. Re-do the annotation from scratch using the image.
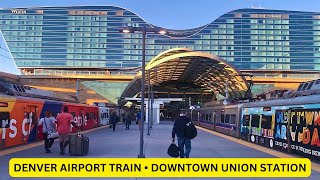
[120,48,249,104]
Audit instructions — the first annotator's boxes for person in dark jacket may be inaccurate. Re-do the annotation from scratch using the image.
[110,112,118,132]
[124,111,131,130]
[172,111,192,158]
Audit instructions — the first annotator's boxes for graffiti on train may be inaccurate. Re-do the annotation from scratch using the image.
[274,109,320,158]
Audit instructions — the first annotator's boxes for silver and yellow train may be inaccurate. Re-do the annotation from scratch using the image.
[190,93,320,161]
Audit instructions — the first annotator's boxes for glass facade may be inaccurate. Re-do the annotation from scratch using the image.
[0,6,320,70]
[0,30,20,75]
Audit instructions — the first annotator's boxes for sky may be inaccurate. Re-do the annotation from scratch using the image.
[1,0,320,29]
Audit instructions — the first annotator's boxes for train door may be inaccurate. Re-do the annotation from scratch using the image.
[99,108,107,126]
[98,108,102,125]
[0,102,10,149]
[212,111,216,131]
[106,108,110,124]
[81,109,86,130]
[26,105,38,143]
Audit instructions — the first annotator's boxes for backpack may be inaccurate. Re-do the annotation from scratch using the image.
[184,121,197,139]
[167,143,180,157]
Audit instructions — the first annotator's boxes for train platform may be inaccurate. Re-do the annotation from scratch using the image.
[0,122,320,180]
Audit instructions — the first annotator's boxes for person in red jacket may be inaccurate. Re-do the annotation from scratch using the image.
[56,106,77,155]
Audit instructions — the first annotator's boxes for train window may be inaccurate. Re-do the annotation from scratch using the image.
[106,112,109,118]
[225,114,230,124]
[230,114,236,124]
[261,115,272,129]
[0,112,10,128]
[86,113,89,119]
[51,112,58,118]
[20,86,26,92]
[208,114,212,121]
[243,115,250,126]
[251,114,260,127]
[70,112,76,117]
[206,114,209,121]
[13,84,18,91]
[306,81,314,90]
[17,85,22,92]
[89,112,94,120]
[221,114,225,123]
[301,83,309,91]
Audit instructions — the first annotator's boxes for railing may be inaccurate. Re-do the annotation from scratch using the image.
[240,71,320,79]
[21,69,320,79]
[20,69,137,76]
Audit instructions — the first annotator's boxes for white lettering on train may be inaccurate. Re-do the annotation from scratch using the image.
[9,119,17,138]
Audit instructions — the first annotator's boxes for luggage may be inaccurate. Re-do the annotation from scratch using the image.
[69,133,89,156]
[184,121,197,139]
[47,130,59,139]
[167,143,180,157]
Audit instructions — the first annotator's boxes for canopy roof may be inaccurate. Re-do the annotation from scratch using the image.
[120,48,249,104]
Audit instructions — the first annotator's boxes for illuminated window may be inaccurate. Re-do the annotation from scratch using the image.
[36,10,43,14]
[116,11,124,16]
[234,13,242,18]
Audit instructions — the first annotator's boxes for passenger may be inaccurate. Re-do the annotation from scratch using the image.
[56,106,78,155]
[110,112,118,132]
[125,111,131,130]
[172,111,192,158]
[136,111,141,124]
[38,111,56,153]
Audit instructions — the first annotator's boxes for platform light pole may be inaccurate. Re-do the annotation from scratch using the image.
[147,70,151,136]
[150,84,154,128]
[120,26,166,158]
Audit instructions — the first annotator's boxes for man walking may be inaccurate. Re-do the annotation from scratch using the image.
[56,106,77,155]
[110,112,118,132]
[124,111,131,130]
[172,111,192,158]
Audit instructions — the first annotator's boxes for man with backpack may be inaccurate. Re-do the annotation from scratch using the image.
[172,111,197,158]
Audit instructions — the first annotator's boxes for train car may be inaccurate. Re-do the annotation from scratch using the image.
[191,104,242,138]
[0,94,99,149]
[98,107,110,126]
[240,94,320,161]
[64,102,99,132]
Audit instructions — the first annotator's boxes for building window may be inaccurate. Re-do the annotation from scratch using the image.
[116,11,124,16]
[36,10,43,14]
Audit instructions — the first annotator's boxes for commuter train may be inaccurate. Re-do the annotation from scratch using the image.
[0,76,113,149]
[191,79,320,161]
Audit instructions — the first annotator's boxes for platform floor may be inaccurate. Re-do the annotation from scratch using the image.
[0,122,319,180]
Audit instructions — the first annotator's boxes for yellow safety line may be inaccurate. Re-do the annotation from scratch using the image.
[0,125,110,157]
[196,126,320,173]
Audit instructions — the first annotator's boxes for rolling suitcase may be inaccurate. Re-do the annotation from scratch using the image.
[69,133,89,156]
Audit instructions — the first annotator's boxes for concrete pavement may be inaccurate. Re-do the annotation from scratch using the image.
[0,121,319,180]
